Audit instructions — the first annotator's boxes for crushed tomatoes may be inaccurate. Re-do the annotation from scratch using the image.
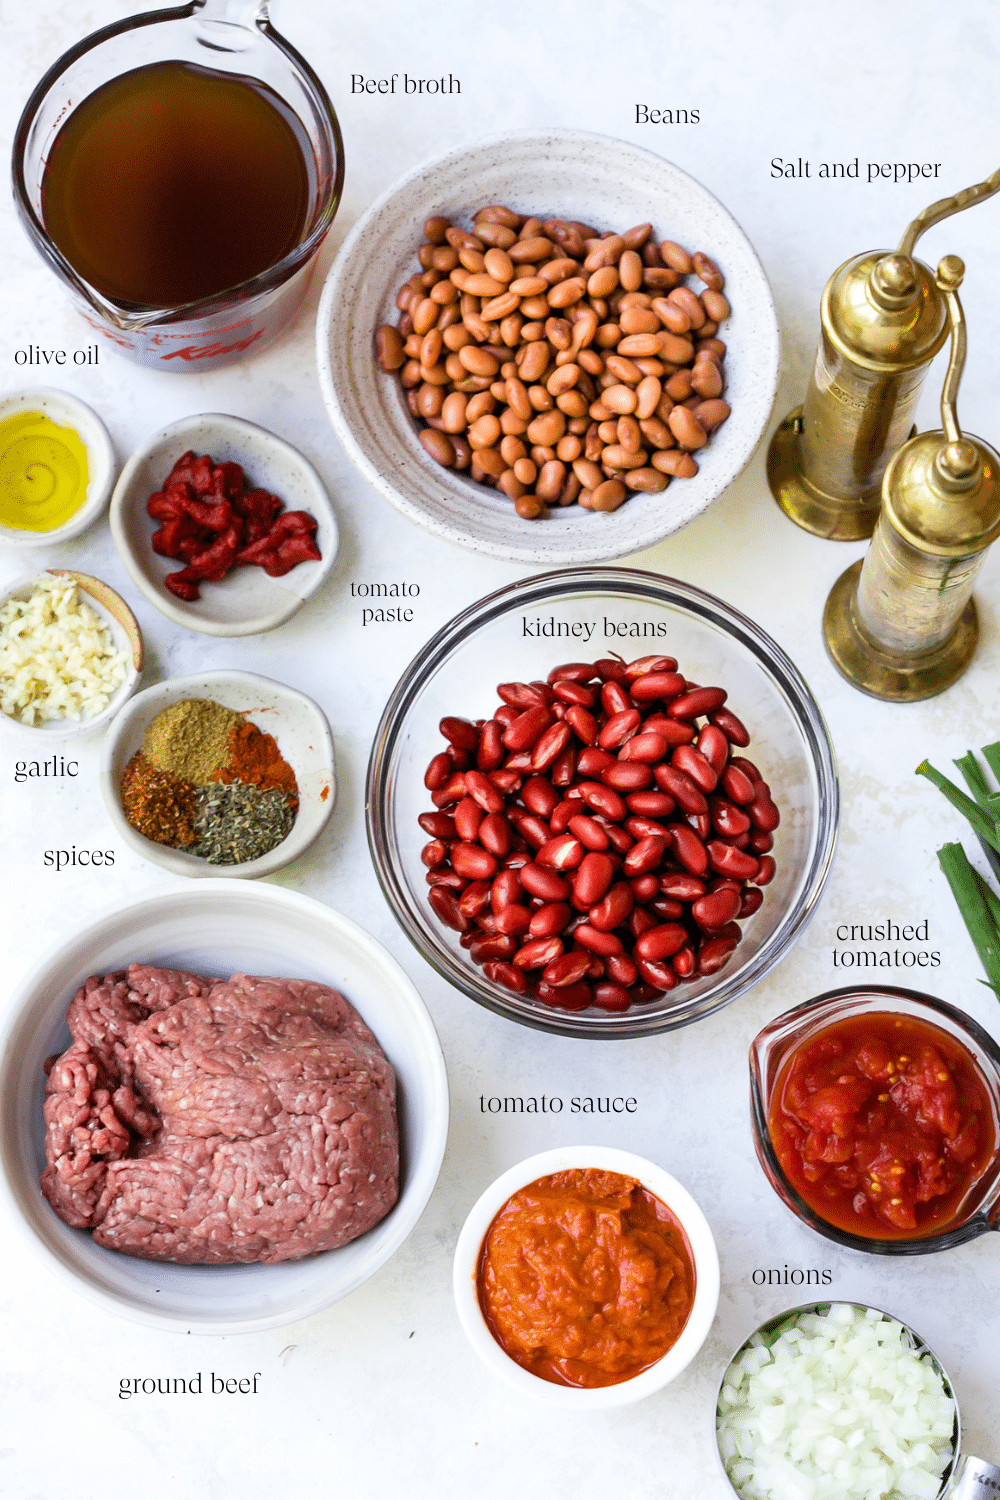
[770,1011,997,1238]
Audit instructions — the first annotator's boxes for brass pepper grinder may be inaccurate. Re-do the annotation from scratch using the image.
[822,256,1000,701]
[768,165,1000,540]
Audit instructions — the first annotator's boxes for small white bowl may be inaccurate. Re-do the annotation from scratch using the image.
[318,127,779,564]
[0,388,115,547]
[453,1145,720,1407]
[101,669,335,878]
[0,881,449,1334]
[0,569,142,737]
[109,413,338,637]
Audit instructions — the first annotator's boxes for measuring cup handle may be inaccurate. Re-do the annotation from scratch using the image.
[950,1456,1000,1497]
[193,0,270,25]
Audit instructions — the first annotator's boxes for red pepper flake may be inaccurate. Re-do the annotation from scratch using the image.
[147,451,322,601]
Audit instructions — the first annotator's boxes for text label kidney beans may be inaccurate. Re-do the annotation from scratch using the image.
[418,653,781,1011]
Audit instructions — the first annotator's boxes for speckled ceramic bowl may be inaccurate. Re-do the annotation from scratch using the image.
[110,413,338,636]
[317,128,779,563]
[101,669,335,878]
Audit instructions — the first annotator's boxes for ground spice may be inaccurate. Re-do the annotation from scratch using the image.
[120,752,197,847]
[192,782,296,864]
[142,699,244,784]
[212,720,298,808]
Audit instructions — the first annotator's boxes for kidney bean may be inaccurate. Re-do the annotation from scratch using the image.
[418,811,456,839]
[658,873,704,901]
[619,731,668,764]
[625,816,670,841]
[587,882,632,933]
[490,867,522,913]
[543,951,592,988]
[548,661,596,684]
[463,769,504,813]
[729,755,764,786]
[634,923,687,962]
[625,790,675,818]
[439,716,480,751]
[668,686,727,720]
[568,814,610,851]
[572,923,625,958]
[478,811,512,857]
[706,841,759,880]
[531,720,572,771]
[755,855,777,886]
[636,956,678,991]
[629,874,660,903]
[520,863,570,902]
[627,671,685,703]
[490,769,523,796]
[424,751,452,790]
[669,824,708,875]
[483,959,528,993]
[573,851,616,906]
[428,886,470,931]
[602,760,653,792]
[535,980,592,1011]
[692,887,741,930]
[750,792,781,832]
[572,746,614,779]
[654,763,708,814]
[476,721,505,770]
[710,798,751,838]
[458,880,492,919]
[738,887,764,918]
[535,834,583,871]
[721,764,756,805]
[549,800,576,834]
[687,810,711,840]
[549,745,579,786]
[623,835,667,877]
[565,704,599,744]
[503,704,553,752]
[513,936,564,970]
[577,782,627,821]
[696,724,730,778]
[592,982,632,1011]
[450,843,497,880]
[594,817,634,854]
[709,707,750,746]
[426,869,466,889]
[598,708,641,749]
[528,901,572,938]
[750,831,773,854]
[697,935,739,976]
[521,775,559,819]
[446,745,471,771]
[453,796,483,843]
[421,838,448,869]
[600,681,633,717]
[431,773,467,808]
[494,903,533,936]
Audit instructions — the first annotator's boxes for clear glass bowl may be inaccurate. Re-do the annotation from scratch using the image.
[750,985,1000,1253]
[12,0,343,369]
[367,567,839,1039]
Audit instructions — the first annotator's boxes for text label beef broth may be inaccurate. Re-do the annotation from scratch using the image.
[41,964,399,1264]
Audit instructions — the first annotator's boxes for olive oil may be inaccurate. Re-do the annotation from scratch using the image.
[0,411,88,531]
[40,61,311,309]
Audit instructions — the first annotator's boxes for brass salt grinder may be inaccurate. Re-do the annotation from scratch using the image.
[823,256,1000,701]
[768,166,1000,540]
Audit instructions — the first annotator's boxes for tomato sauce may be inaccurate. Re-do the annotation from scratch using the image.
[476,1168,696,1388]
[769,1012,998,1238]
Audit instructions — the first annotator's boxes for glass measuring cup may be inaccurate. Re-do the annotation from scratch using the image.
[749,985,1000,1254]
[12,0,343,371]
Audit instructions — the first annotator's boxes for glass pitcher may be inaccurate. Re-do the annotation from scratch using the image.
[12,0,343,371]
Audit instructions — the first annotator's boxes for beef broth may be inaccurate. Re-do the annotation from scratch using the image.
[40,61,312,308]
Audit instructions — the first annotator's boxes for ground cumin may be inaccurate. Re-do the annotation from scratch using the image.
[142,699,243,785]
[213,721,298,810]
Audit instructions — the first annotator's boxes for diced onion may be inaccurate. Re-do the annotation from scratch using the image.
[716,1306,956,1500]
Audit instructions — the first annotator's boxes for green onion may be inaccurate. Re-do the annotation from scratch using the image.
[953,752,1000,882]
[982,741,1000,784]
[936,843,1000,997]
[916,759,1000,855]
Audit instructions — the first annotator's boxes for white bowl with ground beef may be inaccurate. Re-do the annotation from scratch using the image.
[0,882,449,1333]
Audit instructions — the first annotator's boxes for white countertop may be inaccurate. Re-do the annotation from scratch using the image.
[2,2,999,1496]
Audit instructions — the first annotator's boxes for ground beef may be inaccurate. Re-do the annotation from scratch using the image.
[40,965,399,1265]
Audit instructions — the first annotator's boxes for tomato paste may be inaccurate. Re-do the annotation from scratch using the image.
[477,1168,696,1388]
[769,1012,997,1238]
